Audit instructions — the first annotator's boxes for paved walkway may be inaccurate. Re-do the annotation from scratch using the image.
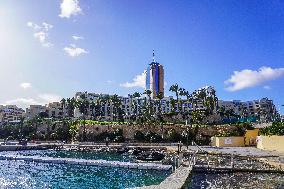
[130,165,192,189]
[186,146,284,171]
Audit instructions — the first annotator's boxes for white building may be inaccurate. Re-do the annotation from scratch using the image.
[73,92,175,120]
[25,102,64,119]
[47,102,64,118]
[0,105,25,123]
[25,105,48,120]
[218,98,278,122]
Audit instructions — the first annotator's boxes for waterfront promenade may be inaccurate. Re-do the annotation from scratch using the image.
[130,165,193,189]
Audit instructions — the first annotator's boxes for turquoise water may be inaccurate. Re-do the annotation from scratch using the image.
[0,150,170,189]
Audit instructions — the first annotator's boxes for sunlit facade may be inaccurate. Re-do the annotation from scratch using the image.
[146,51,164,99]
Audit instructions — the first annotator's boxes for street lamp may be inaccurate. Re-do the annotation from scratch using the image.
[185,119,191,149]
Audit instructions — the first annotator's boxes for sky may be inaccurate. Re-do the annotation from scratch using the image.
[0,0,283,114]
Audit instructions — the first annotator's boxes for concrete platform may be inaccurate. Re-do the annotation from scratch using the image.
[0,155,172,171]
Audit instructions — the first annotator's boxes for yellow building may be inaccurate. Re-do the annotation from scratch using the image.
[244,129,259,146]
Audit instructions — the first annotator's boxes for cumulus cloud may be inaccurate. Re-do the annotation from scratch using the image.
[4,98,41,108]
[38,93,62,103]
[27,21,53,47]
[63,44,88,57]
[20,82,32,89]
[27,22,41,30]
[263,85,271,90]
[225,67,284,91]
[120,71,146,88]
[59,0,82,18]
[3,93,62,109]
[72,35,84,40]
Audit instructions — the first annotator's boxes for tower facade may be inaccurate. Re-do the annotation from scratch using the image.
[146,51,164,99]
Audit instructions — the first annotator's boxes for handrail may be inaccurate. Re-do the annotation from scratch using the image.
[191,141,208,154]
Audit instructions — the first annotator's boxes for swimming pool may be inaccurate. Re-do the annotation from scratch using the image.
[0,150,170,189]
[0,150,134,162]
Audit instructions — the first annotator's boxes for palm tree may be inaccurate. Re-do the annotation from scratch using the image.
[169,84,179,111]
[19,116,25,140]
[178,88,187,112]
[156,92,165,138]
[66,97,76,117]
[76,92,90,141]
[60,98,66,118]
[143,90,154,122]
[95,95,105,120]
[156,92,164,112]
[90,101,96,120]
[110,94,122,121]
[103,94,111,118]
[132,92,141,122]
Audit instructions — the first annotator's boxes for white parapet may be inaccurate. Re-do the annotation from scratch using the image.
[0,155,172,171]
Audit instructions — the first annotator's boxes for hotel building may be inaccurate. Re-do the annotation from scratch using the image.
[146,51,164,99]
[0,105,25,123]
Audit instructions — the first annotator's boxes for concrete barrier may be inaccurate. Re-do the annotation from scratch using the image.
[211,137,245,147]
[0,155,172,171]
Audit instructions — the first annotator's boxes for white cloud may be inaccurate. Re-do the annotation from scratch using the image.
[120,71,146,88]
[20,82,32,89]
[3,93,62,109]
[63,44,88,57]
[27,22,41,30]
[38,93,62,103]
[72,35,84,40]
[4,98,40,108]
[263,85,271,90]
[59,0,82,18]
[27,21,53,47]
[225,67,284,92]
[42,22,53,31]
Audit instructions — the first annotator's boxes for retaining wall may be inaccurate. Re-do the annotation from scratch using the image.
[257,135,284,153]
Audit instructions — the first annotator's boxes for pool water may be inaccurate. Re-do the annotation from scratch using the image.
[0,159,169,189]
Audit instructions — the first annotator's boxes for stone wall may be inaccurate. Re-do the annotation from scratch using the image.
[79,124,237,140]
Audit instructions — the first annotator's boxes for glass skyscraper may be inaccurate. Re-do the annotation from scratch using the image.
[146,51,164,99]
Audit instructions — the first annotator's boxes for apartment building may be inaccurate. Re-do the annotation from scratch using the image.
[218,98,278,122]
[25,102,64,119]
[73,92,175,120]
[47,102,64,118]
[0,105,25,123]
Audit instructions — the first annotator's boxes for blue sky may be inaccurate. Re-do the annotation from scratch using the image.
[0,0,283,114]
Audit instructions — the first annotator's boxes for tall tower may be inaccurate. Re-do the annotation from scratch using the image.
[146,50,164,99]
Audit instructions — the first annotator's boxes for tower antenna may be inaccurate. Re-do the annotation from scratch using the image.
[152,50,155,62]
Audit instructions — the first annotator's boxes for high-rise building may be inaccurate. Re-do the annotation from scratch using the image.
[146,50,164,99]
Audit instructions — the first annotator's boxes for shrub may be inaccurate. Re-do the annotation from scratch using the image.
[144,131,163,143]
[166,129,182,142]
[260,122,284,136]
[134,131,145,141]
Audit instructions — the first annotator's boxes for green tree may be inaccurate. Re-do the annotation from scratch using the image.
[132,92,141,122]
[169,84,179,111]
[76,92,90,141]
[60,98,66,118]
